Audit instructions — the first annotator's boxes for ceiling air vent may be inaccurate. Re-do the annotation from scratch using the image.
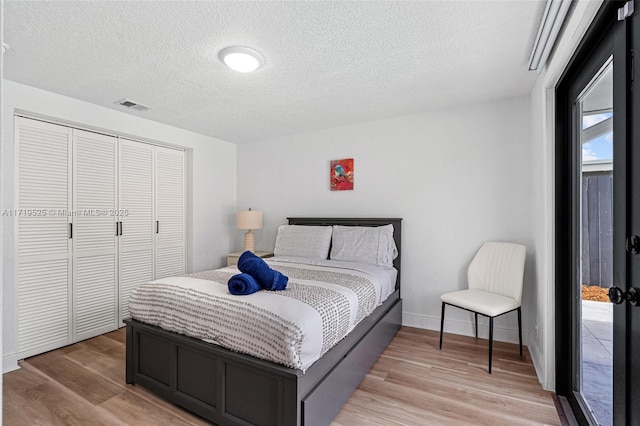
[113,98,152,112]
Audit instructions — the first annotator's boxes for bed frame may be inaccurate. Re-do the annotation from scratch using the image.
[125,217,402,426]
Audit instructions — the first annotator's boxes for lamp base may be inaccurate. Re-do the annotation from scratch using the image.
[244,230,256,252]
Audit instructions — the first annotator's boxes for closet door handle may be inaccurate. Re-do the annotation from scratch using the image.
[627,235,640,254]
[116,222,119,236]
[156,221,159,234]
[118,221,123,236]
[69,223,73,239]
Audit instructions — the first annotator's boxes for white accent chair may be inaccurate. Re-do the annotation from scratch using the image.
[439,241,526,373]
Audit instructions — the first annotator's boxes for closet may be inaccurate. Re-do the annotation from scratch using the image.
[16,116,185,359]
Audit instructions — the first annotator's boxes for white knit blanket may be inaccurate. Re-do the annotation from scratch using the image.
[129,259,395,372]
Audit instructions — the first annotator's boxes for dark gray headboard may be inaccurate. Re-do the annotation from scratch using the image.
[287,217,402,291]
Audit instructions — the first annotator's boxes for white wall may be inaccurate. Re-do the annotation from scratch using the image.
[2,80,238,372]
[0,49,6,421]
[237,96,534,346]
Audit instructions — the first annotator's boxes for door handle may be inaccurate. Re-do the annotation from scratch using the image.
[627,235,640,254]
[608,286,640,306]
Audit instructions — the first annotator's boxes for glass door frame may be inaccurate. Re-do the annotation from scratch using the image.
[555,1,629,424]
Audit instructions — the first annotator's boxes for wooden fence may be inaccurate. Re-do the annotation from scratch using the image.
[581,171,613,287]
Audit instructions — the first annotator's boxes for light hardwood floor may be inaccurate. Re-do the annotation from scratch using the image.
[3,326,560,425]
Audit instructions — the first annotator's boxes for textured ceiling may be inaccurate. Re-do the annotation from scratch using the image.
[3,1,545,144]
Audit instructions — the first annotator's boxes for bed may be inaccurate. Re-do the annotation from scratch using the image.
[124,217,402,426]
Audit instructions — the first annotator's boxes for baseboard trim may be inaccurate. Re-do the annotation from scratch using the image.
[528,338,548,388]
[402,311,530,345]
[3,353,20,374]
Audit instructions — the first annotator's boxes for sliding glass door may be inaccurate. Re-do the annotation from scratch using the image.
[578,59,613,426]
[556,1,640,424]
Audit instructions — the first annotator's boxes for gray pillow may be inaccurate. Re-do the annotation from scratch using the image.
[273,225,332,259]
[330,224,398,268]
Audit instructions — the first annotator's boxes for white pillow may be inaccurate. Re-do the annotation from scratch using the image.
[273,225,333,259]
[330,224,398,269]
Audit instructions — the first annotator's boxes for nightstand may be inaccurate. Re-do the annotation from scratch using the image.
[227,251,274,266]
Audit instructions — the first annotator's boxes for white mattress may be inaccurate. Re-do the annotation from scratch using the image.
[128,258,397,372]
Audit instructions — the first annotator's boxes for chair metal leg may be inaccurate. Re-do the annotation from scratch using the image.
[488,317,494,374]
[475,312,478,338]
[517,307,523,357]
[439,302,446,350]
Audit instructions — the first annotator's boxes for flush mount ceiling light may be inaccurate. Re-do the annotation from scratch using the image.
[218,46,264,73]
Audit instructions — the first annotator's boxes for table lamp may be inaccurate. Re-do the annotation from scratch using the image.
[237,208,263,252]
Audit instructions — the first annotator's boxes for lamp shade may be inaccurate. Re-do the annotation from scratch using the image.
[237,210,263,230]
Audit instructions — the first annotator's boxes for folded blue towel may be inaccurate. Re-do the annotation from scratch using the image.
[228,273,262,296]
[238,251,288,291]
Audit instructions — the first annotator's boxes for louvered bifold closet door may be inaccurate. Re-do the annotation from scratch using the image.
[17,117,72,359]
[72,129,118,341]
[119,139,154,323]
[155,146,185,279]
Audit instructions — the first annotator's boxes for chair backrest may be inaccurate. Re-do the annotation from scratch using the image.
[467,241,527,303]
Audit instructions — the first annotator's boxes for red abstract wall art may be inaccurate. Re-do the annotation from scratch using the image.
[330,158,354,191]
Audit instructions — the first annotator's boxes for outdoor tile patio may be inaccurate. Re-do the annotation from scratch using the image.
[582,300,613,426]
